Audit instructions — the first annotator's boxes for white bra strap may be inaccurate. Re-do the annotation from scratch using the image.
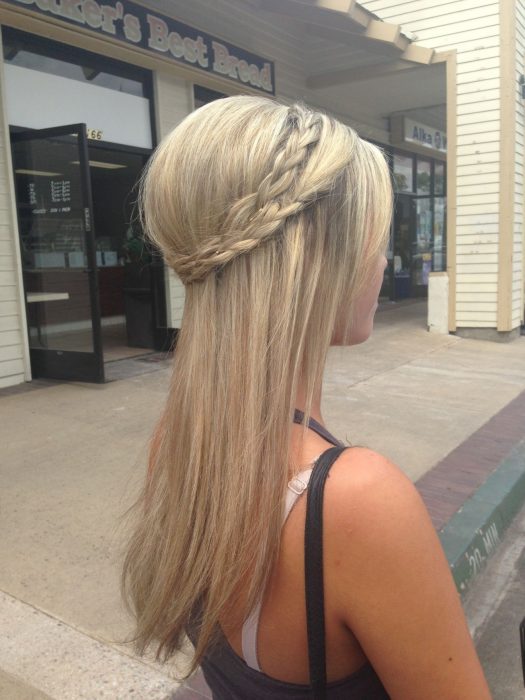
[285,467,314,521]
[241,599,262,671]
[240,461,319,670]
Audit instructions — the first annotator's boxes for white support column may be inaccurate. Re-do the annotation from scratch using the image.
[427,272,449,334]
[152,71,194,330]
[0,26,31,388]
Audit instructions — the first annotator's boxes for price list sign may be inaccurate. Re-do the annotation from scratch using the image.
[25,178,75,216]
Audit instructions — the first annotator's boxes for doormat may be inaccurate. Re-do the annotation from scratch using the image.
[105,357,162,382]
[136,352,173,363]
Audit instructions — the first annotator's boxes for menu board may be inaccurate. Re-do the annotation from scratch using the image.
[25,177,75,216]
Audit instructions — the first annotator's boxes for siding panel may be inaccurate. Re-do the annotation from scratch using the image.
[0,372,23,388]
[0,29,28,387]
[514,0,525,326]
[364,0,503,336]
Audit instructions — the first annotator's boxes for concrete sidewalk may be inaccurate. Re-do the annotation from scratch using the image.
[1,300,525,699]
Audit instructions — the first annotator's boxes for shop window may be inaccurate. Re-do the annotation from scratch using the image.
[434,161,445,195]
[194,85,227,109]
[2,27,148,97]
[433,197,446,272]
[416,158,431,195]
[3,27,154,149]
[393,154,414,193]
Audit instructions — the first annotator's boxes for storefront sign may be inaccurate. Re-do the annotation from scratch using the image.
[404,118,446,153]
[390,115,447,158]
[2,0,275,94]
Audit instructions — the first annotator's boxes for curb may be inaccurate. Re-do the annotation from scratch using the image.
[438,439,525,598]
[0,669,53,700]
[0,591,180,700]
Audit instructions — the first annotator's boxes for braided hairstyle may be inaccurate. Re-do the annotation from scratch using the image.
[174,106,326,282]
[139,96,389,289]
[123,96,392,671]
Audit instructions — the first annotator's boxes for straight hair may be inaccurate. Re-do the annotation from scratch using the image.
[121,95,392,675]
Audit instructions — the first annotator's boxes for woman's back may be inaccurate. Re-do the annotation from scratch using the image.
[191,411,493,699]
[194,414,389,698]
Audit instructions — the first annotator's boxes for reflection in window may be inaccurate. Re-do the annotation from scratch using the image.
[393,154,413,193]
[434,161,445,195]
[194,85,227,109]
[433,197,446,272]
[417,158,431,195]
[413,198,432,287]
[2,28,147,97]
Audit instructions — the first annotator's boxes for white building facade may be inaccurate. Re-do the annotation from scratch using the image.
[0,0,522,388]
[361,0,525,339]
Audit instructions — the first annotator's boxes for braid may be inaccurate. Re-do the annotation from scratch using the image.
[174,106,326,283]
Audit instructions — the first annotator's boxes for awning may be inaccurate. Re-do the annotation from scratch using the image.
[257,0,446,137]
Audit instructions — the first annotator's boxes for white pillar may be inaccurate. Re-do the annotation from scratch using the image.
[0,26,31,387]
[152,72,193,329]
[428,272,449,334]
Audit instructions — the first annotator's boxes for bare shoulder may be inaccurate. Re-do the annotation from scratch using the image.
[324,446,421,528]
[322,447,492,700]
[323,445,440,599]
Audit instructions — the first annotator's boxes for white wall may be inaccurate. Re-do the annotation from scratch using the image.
[4,64,152,149]
[0,28,30,388]
[515,0,525,325]
[153,71,194,329]
[361,0,522,332]
[149,0,314,329]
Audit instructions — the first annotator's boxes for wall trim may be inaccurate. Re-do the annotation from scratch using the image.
[0,26,31,381]
[521,2,525,325]
[436,49,457,332]
[498,0,517,331]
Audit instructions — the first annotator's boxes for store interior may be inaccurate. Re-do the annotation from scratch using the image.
[12,133,154,365]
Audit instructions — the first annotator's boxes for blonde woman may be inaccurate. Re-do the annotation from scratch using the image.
[122,96,492,700]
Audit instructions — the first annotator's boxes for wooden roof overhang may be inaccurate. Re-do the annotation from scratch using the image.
[256,0,437,88]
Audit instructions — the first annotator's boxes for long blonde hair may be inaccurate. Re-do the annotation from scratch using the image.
[121,95,392,674]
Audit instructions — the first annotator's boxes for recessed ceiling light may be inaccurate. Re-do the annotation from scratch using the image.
[70,160,126,169]
[15,168,63,176]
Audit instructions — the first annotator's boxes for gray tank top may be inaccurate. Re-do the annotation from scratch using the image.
[184,412,390,699]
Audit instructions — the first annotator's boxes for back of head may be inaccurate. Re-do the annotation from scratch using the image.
[141,95,390,293]
[123,95,392,671]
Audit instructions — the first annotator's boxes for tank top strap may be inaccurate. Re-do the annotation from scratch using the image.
[241,459,321,671]
[241,412,344,671]
[293,409,345,447]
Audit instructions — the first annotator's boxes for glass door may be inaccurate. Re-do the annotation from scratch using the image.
[391,194,413,300]
[11,124,104,382]
[433,196,446,272]
[412,197,433,297]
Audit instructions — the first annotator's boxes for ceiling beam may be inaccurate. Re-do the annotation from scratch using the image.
[304,0,356,11]
[402,43,435,64]
[257,0,368,33]
[306,60,425,89]
[306,24,405,58]
[294,0,371,28]
[365,19,405,50]
[258,0,434,65]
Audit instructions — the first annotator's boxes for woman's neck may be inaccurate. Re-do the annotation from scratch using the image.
[294,379,324,425]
